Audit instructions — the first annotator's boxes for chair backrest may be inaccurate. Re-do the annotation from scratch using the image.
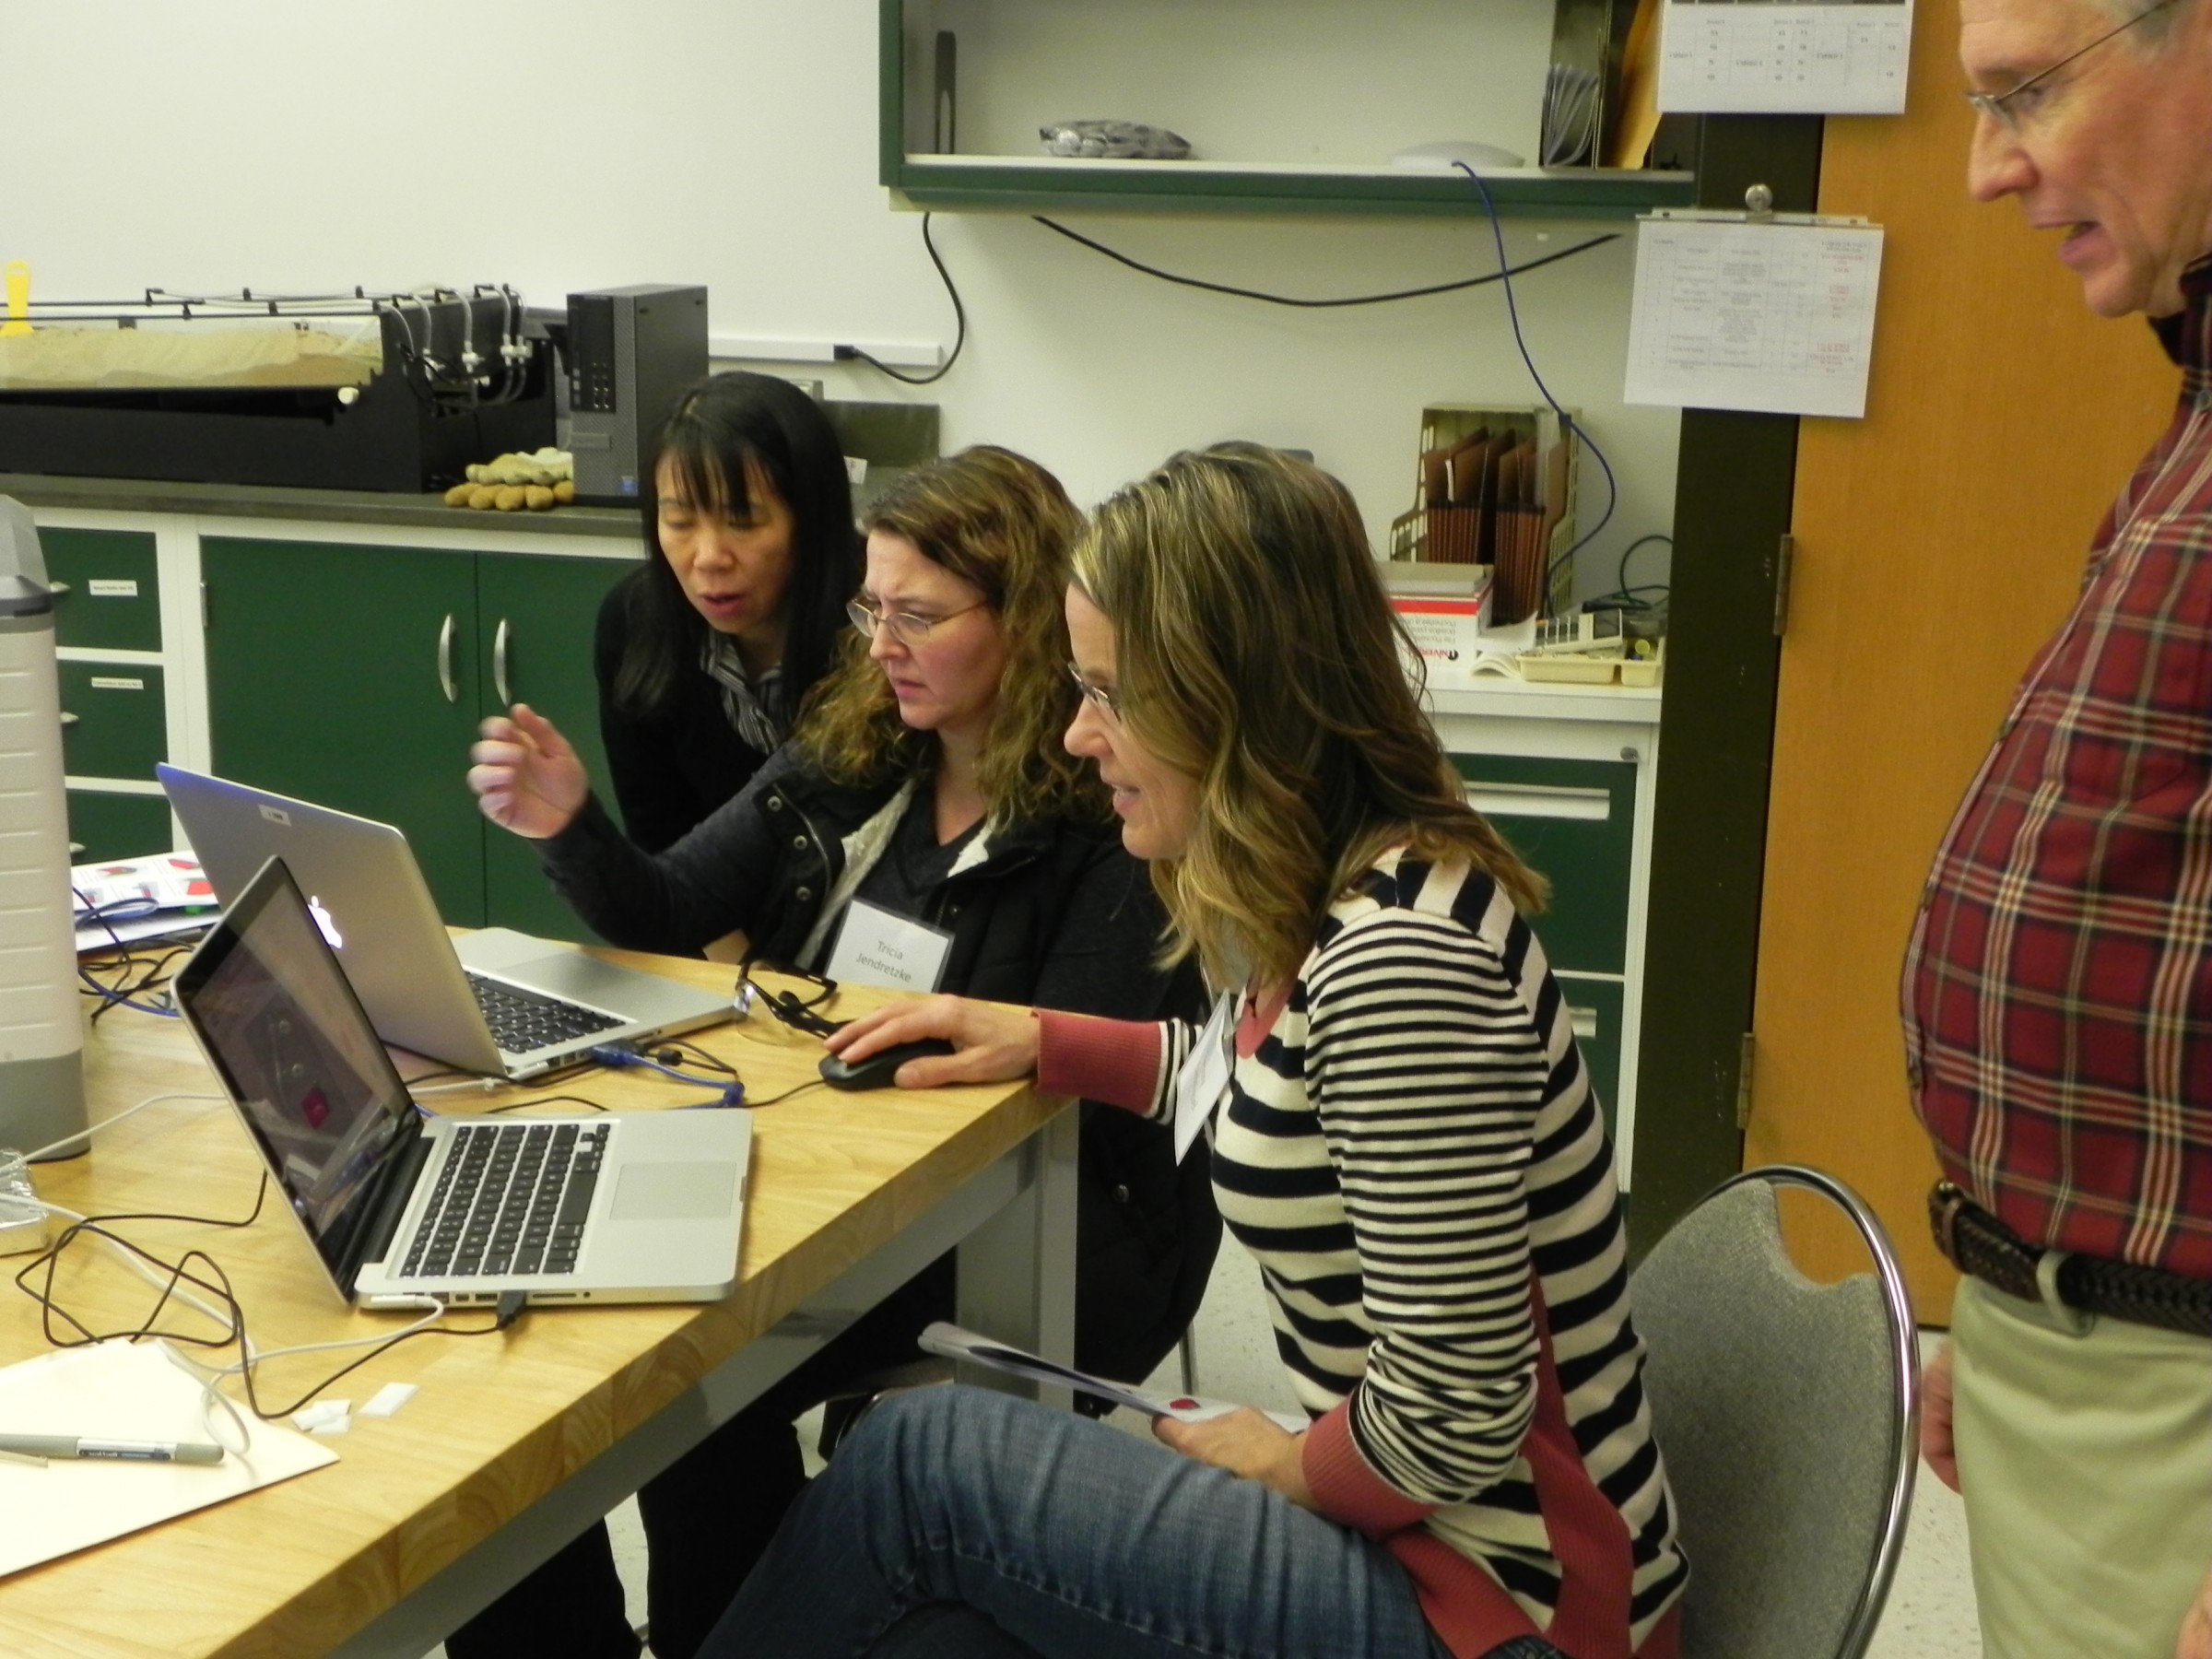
[1629,1165,1918,1659]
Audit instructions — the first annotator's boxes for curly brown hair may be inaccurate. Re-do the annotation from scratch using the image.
[798,445,1108,827]
[1073,442,1545,987]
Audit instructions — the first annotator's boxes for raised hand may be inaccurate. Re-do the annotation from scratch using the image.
[467,702,591,839]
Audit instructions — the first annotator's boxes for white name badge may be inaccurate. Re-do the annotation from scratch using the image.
[825,899,954,994]
[1171,993,1236,1165]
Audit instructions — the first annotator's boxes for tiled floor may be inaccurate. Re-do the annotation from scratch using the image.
[1865,1334,1982,1657]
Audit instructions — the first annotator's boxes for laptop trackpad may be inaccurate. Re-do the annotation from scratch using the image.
[613,1161,738,1221]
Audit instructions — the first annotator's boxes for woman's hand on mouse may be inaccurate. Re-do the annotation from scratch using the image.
[468,703,590,838]
[825,995,1039,1088]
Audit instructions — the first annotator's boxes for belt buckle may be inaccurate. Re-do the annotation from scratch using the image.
[1932,1182,1969,1269]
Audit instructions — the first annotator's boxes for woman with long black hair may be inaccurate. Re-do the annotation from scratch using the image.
[594,370,861,853]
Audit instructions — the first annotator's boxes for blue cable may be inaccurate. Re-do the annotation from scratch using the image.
[1452,160,1620,583]
[588,1044,747,1107]
[77,967,181,1018]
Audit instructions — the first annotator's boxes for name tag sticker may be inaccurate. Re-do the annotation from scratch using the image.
[87,579,139,598]
[825,899,953,994]
[1171,993,1236,1165]
[88,676,146,691]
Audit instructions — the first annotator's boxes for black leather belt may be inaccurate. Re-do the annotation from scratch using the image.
[1931,1182,2212,1339]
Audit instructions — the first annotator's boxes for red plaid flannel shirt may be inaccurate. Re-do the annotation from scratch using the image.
[1902,262,2212,1280]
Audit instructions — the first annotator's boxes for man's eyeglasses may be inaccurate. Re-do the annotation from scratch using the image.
[734,960,843,1039]
[1964,0,2177,132]
[847,595,986,648]
[1065,662,1123,722]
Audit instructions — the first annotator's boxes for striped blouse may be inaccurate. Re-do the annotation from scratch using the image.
[1038,852,1687,1659]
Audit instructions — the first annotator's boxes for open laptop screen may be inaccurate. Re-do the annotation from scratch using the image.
[174,854,423,1290]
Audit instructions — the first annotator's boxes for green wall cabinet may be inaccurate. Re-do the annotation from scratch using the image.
[477,550,639,941]
[58,662,167,782]
[65,790,175,865]
[43,524,175,867]
[1453,752,1637,976]
[1429,687,1661,1192]
[44,528,162,653]
[202,536,630,940]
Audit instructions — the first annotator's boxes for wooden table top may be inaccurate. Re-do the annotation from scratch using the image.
[0,948,1057,1659]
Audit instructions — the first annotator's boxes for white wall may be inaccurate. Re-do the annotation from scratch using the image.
[8,1,1675,596]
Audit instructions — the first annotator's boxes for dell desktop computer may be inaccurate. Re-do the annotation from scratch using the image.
[566,284,708,506]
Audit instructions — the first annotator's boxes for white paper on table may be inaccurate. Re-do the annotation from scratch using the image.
[1658,0,1912,115]
[72,849,218,954]
[0,1339,336,1578]
[918,1322,1308,1432]
[1624,216,1885,420]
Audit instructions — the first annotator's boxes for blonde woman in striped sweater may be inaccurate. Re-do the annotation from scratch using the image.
[700,444,1688,1659]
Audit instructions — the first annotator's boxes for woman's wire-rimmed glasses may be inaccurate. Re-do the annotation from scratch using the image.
[846,595,986,648]
[1065,661,1123,722]
[1964,0,2177,132]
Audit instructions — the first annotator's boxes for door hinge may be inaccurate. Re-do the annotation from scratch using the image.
[1735,1031,1757,1129]
[1772,534,1795,638]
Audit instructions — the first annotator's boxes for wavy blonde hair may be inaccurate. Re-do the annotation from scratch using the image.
[799,445,1106,826]
[1073,442,1546,987]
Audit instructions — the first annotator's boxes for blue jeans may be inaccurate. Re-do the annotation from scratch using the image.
[700,1384,1563,1659]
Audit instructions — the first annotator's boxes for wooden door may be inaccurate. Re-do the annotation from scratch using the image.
[1745,0,2179,1315]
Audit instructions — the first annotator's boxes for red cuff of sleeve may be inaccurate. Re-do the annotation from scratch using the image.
[1036,1010,1161,1114]
[1302,1398,1437,1539]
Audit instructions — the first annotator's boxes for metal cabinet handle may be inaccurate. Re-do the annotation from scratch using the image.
[47,581,70,598]
[493,618,512,707]
[437,614,457,703]
[58,710,79,726]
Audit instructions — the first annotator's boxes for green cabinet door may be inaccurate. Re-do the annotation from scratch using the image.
[42,528,161,652]
[1558,975,1624,1147]
[58,662,166,782]
[203,537,488,925]
[1451,753,1637,976]
[474,551,633,941]
[67,790,177,864]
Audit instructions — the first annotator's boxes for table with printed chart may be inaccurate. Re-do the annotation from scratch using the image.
[1660,0,1913,115]
[0,948,1077,1658]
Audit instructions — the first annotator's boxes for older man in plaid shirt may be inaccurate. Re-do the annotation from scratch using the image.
[1906,1,2212,1654]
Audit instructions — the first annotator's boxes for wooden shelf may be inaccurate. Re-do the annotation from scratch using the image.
[886,153,1695,220]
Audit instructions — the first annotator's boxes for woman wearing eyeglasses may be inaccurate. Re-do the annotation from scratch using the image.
[700,444,1688,1659]
[452,445,1218,1659]
[594,370,862,853]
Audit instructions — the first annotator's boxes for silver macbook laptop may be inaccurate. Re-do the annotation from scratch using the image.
[174,854,749,1309]
[159,764,729,1080]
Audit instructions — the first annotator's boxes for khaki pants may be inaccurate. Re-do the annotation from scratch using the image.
[1953,1275,2212,1659]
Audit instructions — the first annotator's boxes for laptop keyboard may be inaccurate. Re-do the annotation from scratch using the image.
[467,971,626,1054]
[399,1120,609,1279]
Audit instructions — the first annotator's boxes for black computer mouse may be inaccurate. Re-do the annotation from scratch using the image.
[818,1038,956,1090]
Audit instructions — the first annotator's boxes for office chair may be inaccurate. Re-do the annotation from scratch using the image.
[1630,1164,1920,1659]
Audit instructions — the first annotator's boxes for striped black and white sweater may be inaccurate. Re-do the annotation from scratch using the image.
[1038,852,1688,1659]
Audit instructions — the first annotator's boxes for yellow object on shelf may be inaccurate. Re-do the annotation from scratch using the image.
[444,449,574,510]
[3,263,31,337]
